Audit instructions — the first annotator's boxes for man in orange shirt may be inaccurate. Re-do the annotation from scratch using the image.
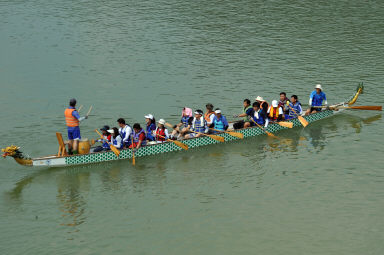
[64,98,88,154]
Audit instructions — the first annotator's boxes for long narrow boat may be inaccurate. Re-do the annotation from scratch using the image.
[2,84,365,167]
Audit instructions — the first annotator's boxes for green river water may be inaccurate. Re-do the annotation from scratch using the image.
[1,0,383,254]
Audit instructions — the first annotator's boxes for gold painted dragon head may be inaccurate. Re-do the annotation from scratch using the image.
[2,145,20,158]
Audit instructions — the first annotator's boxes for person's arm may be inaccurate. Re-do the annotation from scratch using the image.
[136,133,146,149]
[164,129,169,139]
[309,91,314,106]
[223,116,229,130]
[115,136,122,149]
[323,93,327,105]
[204,120,209,133]
[72,110,87,121]
[298,104,303,115]
[208,114,215,125]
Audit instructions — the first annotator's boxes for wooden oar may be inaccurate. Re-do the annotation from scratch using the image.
[288,105,308,127]
[86,105,93,116]
[78,105,83,113]
[157,135,189,150]
[250,119,278,139]
[95,129,120,157]
[325,105,382,111]
[209,128,244,139]
[190,130,225,142]
[277,121,293,128]
[131,135,135,166]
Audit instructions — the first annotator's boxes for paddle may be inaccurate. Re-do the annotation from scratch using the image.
[209,128,244,139]
[95,129,120,157]
[250,118,278,139]
[189,130,225,142]
[277,121,293,128]
[326,105,382,111]
[86,105,93,116]
[288,105,308,127]
[157,135,189,150]
[131,135,135,166]
[78,105,83,113]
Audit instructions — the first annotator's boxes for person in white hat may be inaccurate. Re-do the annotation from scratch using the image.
[306,84,327,115]
[185,110,208,139]
[210,108,229,132]
[108,127,123,150]
[154,119,169,143]
[144,114,157,141]
[255,96,269,114]
[267,100,284,122]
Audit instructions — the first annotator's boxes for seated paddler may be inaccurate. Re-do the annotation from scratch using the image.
[244,102,269,128]
[109,127,123,150]
[154,119,169,143]
[255,96,269,114]
[210,108,229,132]
[204,103,215,126]
[279,92,290,115]
[185,110,208,139]
[117,118,132,148]
[65,98,88,155]
[93,125,111,152]
[145,114,156,141]
[233,99,252,129]
[170,107,193,139]
[286,95,303,119]
[129,123,147,149]
[305,84,327,115]
[267,100,284,122]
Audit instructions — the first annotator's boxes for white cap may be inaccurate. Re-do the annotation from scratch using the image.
[215,109,221,114]
[107,129,114,134]
[315,84,322,90]
[158,119,166,125]
[144,114,154,120]
[255,96,264,101]
[272,100,278,107]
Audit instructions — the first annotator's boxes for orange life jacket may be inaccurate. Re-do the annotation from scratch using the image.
[204,112,214,122]
[64,108,79,127]
[269,107,280,120]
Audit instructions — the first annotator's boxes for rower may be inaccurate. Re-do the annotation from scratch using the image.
[64,98,88,154]
[117,118,132,148]
[210,109,229,132]
[145,114,156,141]
[185,110,208,138]
[278,92,290,115]
[155,119,169,143]
[255,96,269,114]
[109,127,123,150]
[286,95,303,119]
[93,125,111,152]
[267,100,284,122]
[170,107,193,139]
[305,84,327,115]
[130,123,147,149]
[244,102,269,128]
[233,99,253,129]
[204,103,215,126]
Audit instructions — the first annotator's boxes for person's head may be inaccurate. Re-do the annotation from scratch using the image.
[252,102,260,111]
[214,108,222,117]
[243,99,251,107]
[271,100,278,108]
[315,84,322,94]
[182,107,193,117]
[69,98,76,107]
[280,92,287,101]
[133,123,141,132]
[117,118,126,128]
[291,95,298,104]
[158,119,166,129]
[100,125,110,136]
[255,96,264,102]
[144,114,155,125]
[206,103,214,112]
[194,110,203,119]
[112,127,119,138]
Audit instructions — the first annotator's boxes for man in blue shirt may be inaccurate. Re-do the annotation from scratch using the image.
[210,109,229,132]
[306,84,327,115]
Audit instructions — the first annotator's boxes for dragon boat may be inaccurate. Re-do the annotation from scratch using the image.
[2,84,365,167]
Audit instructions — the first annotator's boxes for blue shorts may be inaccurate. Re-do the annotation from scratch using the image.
[67,126,81,140]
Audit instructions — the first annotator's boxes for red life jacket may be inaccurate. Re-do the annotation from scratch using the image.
[269,107,280,121]
[155,128,166,141]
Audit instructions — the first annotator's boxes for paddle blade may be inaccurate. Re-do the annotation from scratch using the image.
[172,140,189,150]
[165,122,174,129]
[298,116,309,127]
[266,131,278,139]
[227,131,244,139]
[110,145,120,157]
[348,106,382,111]
[208,134,225,142]
[278,121,293,128]
[132,155,135,165]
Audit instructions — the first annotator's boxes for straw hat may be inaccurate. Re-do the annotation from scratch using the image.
[255,96,265,102]
[158,119,166,125]
[315,84,322,90]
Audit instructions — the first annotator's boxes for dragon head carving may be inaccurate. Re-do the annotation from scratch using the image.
[2,145,21,158]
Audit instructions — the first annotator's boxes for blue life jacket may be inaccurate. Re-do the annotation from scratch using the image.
[146,123,156,141]
[310,90,326,107]
[213,116,225,131]
[288,101,302,118]
[112,135,123,149]
[120,125,132,146]
[133,129,147,146]
[252,110,266,125]
[192,117,207,133]
[181,116,190,128]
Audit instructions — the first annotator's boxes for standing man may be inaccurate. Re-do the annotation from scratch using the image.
[306,84,327,115]
[64,98,88,154]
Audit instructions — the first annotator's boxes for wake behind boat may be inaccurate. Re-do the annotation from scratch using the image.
[1,84,377,167]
